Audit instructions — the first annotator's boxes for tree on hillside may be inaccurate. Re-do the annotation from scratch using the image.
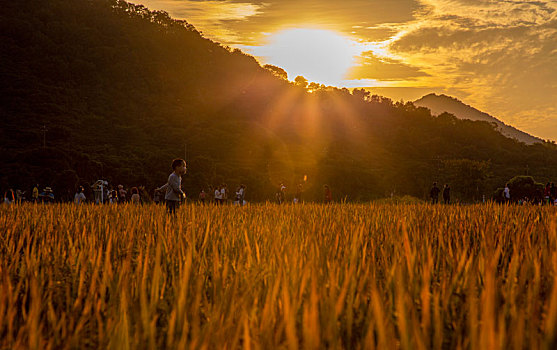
[264,65,288,80]
[294,76,308,89]
[352,88,371,101]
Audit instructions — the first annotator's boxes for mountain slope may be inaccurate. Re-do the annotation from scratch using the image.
[1,0,556,202]
[414,94,542,145]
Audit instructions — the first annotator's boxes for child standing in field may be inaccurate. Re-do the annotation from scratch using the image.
[239,184,246,205]
[430,182,440,204]
[220,184,228,204]
[3,189,15,204]
[198,189,207,203]
[214,186,222,204]
[324,185,332,203]
[157,159,187,215]
[74,186,86,204]
[32,184,39,202]
[503,184,511,203]
[443,184,451,204]
[130,187,140,204]
[118,185,127,203]
[235,185,246,206]
[109,189,118,204]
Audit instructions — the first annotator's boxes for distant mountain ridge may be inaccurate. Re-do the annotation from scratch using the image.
[414,94,542,145]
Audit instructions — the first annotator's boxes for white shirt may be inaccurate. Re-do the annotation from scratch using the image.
[214,189,221,199]
[74,192,86,204]
[504,187,510,198]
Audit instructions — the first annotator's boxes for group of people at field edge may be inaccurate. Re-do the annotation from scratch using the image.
[77,183,150,205]
[276,182,332,204]
[429,182,451,204]
[502,182,557,205]
[4,158,557,208]
[3,186,54,204]
[427,181,557,205]
[1,181,158,206]
[513,182,557,205]
[192,184,246,205]
[70,182,151,205]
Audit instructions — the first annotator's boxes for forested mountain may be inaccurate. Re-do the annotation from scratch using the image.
[414,94,542,145]
[1,0,557,202]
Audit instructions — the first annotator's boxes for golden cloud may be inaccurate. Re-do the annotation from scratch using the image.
[136,0,557,140]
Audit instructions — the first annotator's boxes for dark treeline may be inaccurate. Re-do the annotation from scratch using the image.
[2,0,557,202]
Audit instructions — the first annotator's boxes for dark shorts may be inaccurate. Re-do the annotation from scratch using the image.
[166,200,180,214]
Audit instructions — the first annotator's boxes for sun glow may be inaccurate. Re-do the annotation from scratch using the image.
[254,28,361,87]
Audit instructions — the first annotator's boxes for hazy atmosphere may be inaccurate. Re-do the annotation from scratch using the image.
[141,0,557,141]
[2,1,557,348]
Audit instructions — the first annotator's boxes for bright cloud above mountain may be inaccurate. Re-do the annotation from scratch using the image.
[139,0,557,141]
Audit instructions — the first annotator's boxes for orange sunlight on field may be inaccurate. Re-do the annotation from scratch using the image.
[1,203,557,348]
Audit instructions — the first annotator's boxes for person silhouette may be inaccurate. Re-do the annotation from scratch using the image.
[430,182,440,204]
[442,184,450,204]
[324,185,332,204]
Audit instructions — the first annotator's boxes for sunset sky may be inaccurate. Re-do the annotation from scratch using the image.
[139,0,557,141]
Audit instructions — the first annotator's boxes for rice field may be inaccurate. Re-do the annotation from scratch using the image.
[1,203,556,349]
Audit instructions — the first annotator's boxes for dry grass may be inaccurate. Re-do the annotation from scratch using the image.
[0,203,556,349]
